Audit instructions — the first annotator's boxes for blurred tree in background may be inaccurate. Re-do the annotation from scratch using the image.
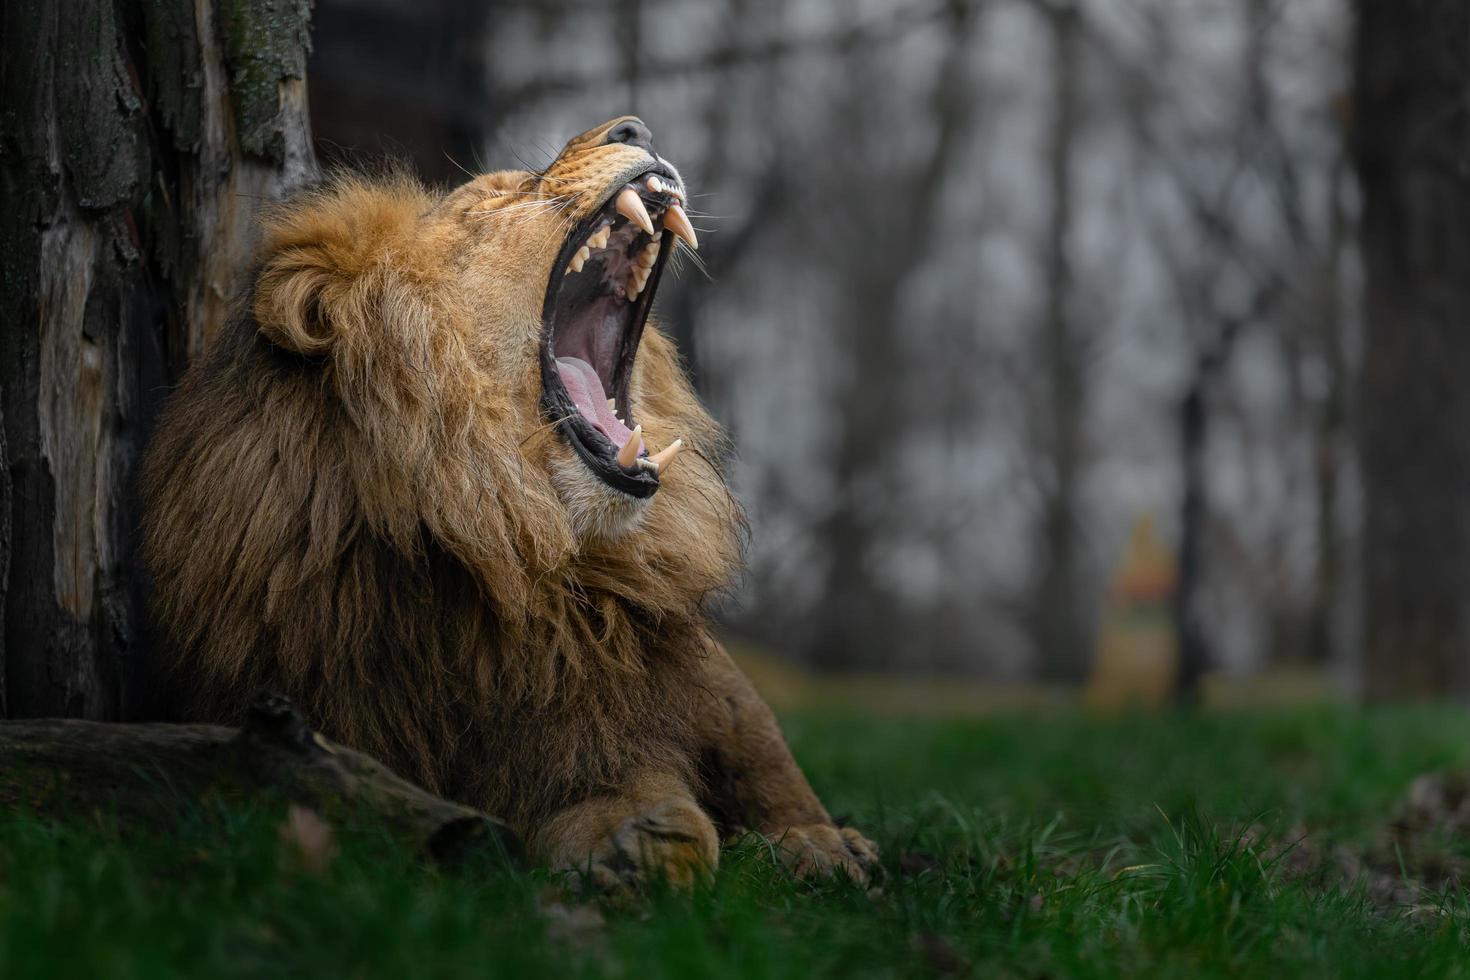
[3,0,1469,717]
[309,0,496,183]
[478,0,1362,693]
[1354,0,1470,700]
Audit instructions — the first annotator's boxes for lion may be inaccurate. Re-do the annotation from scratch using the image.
[141,117,878,888]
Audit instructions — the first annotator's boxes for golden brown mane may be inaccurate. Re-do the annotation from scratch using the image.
[141,118,878,888]
[142,162,745,830]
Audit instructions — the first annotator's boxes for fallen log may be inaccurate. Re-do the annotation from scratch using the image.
[0,694,523,865]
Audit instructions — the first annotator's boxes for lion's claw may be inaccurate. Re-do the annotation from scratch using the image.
[772,824,881,884]
[569,798,718,892]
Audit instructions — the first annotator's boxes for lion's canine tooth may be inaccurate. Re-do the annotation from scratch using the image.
[589,225,609,249]
[663,204,698,251]
[617,425,643,468]
[649,438,684,474]
[616,187,655,236]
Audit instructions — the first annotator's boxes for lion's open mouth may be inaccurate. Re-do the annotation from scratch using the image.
[539,169,695,496]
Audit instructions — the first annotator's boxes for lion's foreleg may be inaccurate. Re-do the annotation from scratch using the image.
[695,643,880,883]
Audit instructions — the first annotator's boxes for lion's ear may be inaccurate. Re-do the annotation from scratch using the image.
[253,178,427,356]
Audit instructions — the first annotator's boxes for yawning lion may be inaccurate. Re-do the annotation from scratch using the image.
[141,117,877,887]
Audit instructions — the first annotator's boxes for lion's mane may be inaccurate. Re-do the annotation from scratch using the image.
[142,175,746,831]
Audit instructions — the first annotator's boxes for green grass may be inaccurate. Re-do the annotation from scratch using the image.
[5,706,1470,978]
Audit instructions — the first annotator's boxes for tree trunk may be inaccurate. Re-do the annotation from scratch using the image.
[1032,0,1089,683]
[1353,0,1470,700]
[804,0,980,671]
[0,0,317,720]
[1173,378,1209,703]
[1305,162,1352,668]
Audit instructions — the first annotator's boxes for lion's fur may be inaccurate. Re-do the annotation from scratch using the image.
[141,122,747,834]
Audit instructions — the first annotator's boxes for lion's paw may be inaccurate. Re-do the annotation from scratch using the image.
[573,799,718,892]
[772,824,881,884]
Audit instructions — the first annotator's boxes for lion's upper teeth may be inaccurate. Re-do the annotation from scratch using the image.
[616,187,655,236]
[637,241,659,269]
[568,245,590,273]
[588,225,609,249]
[647,175,664,194]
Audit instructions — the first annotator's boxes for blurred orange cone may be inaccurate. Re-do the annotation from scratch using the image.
[1086,513,1178,710]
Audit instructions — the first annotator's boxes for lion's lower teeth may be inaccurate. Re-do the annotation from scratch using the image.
[617,425,643,468]
[648,439,683,475]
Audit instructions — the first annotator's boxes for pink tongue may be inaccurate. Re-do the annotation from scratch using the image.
[556,357,635,447]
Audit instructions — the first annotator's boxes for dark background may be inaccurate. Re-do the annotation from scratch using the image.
[303,0,1435,700]
[4,0,1467,716]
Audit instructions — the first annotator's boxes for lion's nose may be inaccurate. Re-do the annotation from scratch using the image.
[605,118,653,151]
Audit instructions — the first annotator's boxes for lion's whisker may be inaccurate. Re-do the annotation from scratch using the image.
[671,244,712,281]
[519,412,576,449]
[470,200,575,223]
[469,203,563,219]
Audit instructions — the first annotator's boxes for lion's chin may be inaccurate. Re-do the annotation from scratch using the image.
[549,452,654,540]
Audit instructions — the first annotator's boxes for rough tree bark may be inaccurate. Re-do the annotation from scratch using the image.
[1353,0,1470,700]
[0,0,317,720]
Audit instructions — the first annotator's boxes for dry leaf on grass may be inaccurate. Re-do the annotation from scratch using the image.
[279,804,338,875]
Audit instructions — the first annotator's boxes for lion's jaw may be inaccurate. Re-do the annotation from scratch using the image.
[444,117,697,540]
[546,450,651,539]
